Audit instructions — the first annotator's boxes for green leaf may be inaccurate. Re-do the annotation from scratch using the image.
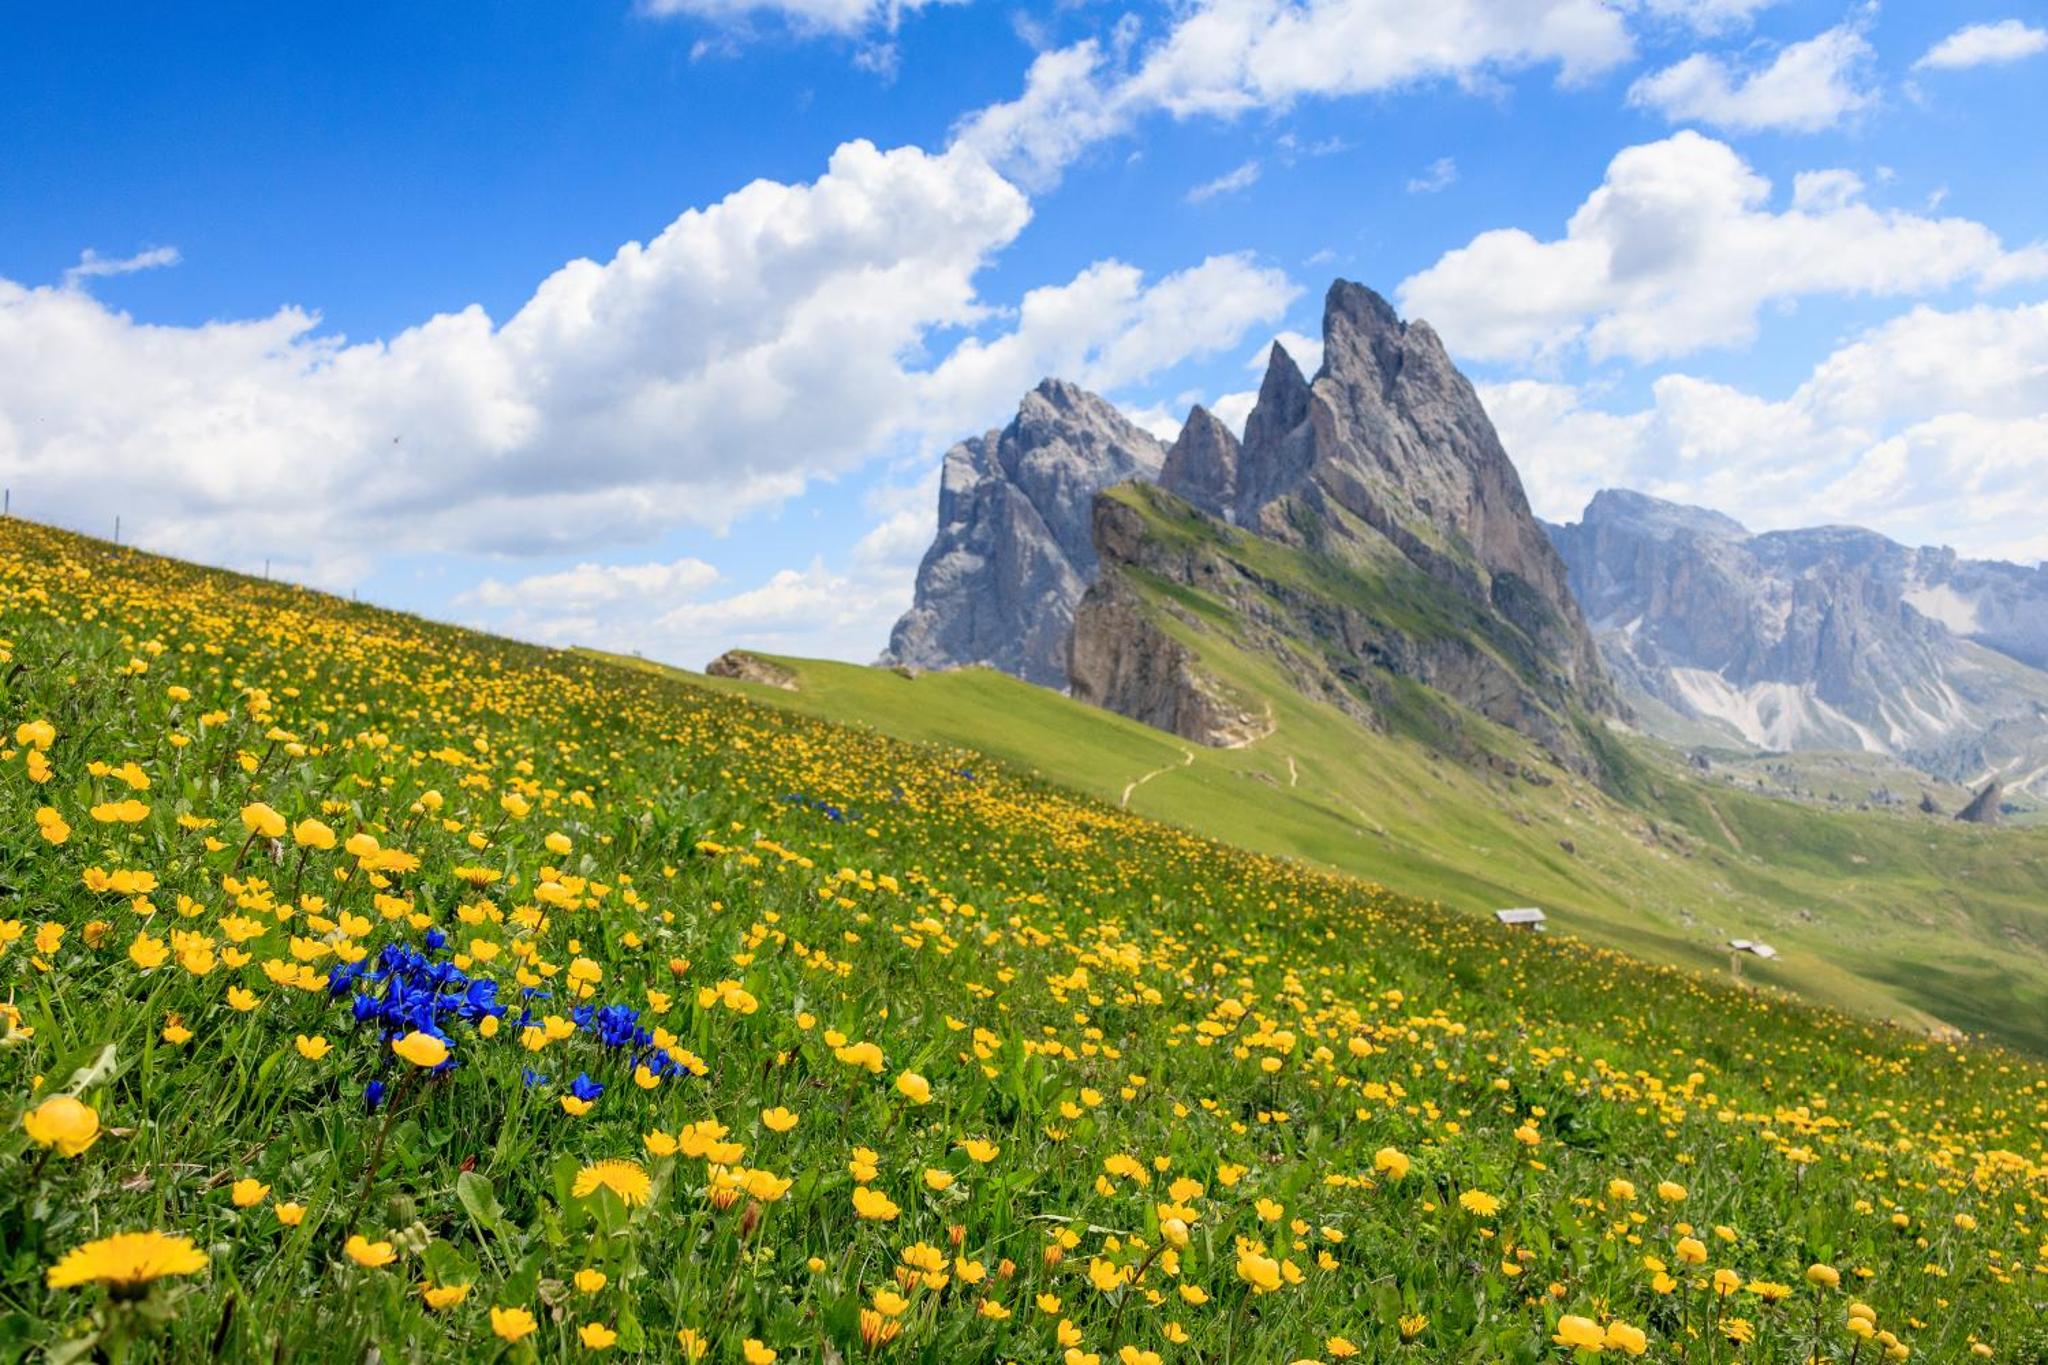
[457,1171,506,1238]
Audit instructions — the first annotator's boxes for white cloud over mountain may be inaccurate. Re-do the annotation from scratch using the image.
[1487,299,2048,563]
[1399,131,2048,363]
[0,140,1289,590]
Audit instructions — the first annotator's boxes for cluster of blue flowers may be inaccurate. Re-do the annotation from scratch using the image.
[778,792,860,823]
[328,933,699,1110]
[328,932,506,1107]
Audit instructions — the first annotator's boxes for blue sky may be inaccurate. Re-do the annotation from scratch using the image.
[3,0,2045,666]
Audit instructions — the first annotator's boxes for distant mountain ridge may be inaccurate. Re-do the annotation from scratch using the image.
[1547,489,2048,795]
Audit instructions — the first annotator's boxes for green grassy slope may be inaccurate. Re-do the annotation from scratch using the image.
[635,646,2048,1056]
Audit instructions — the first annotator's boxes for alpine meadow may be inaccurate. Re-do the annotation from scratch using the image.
[4,512,2045,1363]
[8,4,2048,1363]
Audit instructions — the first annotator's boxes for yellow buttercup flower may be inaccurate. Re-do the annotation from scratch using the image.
[22,1095,100,1157]
[391,1030,449,1068]
[344,1235,396,1268]
[852,1185,900,1221]
[240,803,287,839]
[492,1306,538,1342]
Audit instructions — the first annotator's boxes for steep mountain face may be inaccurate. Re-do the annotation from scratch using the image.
[881,379,1164,688]
[1549,489,2048,795]
[1075,281,1620,770]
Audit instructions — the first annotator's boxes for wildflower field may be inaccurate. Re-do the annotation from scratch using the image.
[2,516,2045,1364]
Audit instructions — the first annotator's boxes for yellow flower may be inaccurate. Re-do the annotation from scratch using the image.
[1553,1315,1605,1350]
[575,1268,609,1294]
[1605,1320,1649,1355]
[1326,1337,1361,1359]
[492,1306,539,1342]
[46,1230,207,1290]
[579,1322,618,1350]
[129,932,169,971]
[1676,1236,1708,1265]
[1607,1178,1637,1202]
[895,1070,933,1104]
[572,1159,652,1207]
[1373,1146,1410,1180]
[240,803,287,839]
[21,1095,100,1157]
[295,1035,331,1060]
[230,1178,270,1208]
[1808,1263,1841,1288]
[274,1202,307,1227]
[743,1339,778,1365]
[761,1106,799,1132]
[344,1235,397,1268]
[1657,1180,1688,1204]
[1459,1189,1501,1217]
[292,818,336,850]
[391,1030,449,1068]
[853,1186,901,1221]
[677,1328,709,1359]
[1236,1250,1282,1293]
[161,1019,194,1045]
[959,1138,999,1163]
[423,1282,472,1310]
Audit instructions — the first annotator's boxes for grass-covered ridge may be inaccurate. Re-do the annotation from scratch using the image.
[3,515,2046,1362]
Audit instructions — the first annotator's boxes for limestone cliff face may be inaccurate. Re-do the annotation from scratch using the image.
[1067,562,1269,749]
[889,279,1622,771]
[1156,404,1240,524]
[1104,280,1619,765]
[1193,281,1613,714]
[881,379,1164,687]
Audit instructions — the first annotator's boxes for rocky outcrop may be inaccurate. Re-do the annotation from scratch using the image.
[1956,781,2005,825]
[1548,489,2048,795]
[1068,562,1270,748]
[882,379,1164,688]
[1157,405,1240,523]
[1076,280,1618,770]
[705,650,798,691]
[889,279,1621,773]
[1220,282,1614,715]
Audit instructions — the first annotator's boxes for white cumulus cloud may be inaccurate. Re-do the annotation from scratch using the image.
[0,141,1293,590]
[1627,21,1876,133]
[953,0,1632,187]
[1398,131,2048,364]
[1488,299,2048,563]
[1914,19,2048,71]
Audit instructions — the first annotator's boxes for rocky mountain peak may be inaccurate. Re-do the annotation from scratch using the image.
[1158,404,1241,523]
[881,379,1164,688]
[1224,279,1615,710]
[1580,488,1748,542]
